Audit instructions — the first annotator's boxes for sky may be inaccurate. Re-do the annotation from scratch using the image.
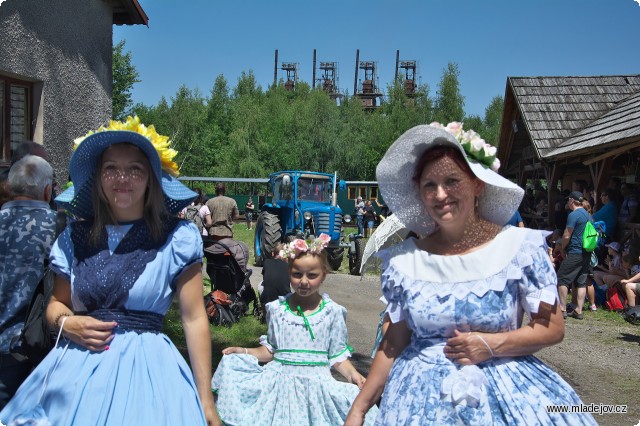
[114,0,640,117]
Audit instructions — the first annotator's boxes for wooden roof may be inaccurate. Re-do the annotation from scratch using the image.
[112,0,148,26]
[497,75,640,178]
[545,91,640,159]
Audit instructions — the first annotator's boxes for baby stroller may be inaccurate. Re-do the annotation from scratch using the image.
[204,239,261,321]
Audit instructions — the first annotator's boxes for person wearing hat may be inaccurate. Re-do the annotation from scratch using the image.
[345,123,595,425]
[0,117,221,425]
[555,191,592,321]
[354,196,365,236]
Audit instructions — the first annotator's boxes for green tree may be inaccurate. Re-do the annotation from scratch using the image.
[433,62,464,124]
[166,86,208,176]
[112,40,140,119]
[463,115,484,136]
[482,96,504,146]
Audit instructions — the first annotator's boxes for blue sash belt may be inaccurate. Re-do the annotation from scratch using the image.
[78,309,164,333]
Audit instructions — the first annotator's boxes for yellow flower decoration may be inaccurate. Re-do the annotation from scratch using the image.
[73,116,180,176]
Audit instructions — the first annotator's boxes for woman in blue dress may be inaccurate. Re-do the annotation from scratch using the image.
[345,123,596,425]
[0,117,220,425]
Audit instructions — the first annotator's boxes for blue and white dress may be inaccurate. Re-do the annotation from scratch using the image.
[212,294,378,426]
[0,218,208,425]
[375,226,597,425]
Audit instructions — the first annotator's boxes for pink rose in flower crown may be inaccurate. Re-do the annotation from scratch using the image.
[309,233,331,253]
[293,239,309,254]
[318,233,331,245]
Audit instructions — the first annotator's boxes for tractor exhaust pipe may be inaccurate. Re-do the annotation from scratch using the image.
[332,171,338,207]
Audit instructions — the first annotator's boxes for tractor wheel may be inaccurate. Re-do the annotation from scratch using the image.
[326,248,344,271]
[348,238,366,276]
[254,212,282,267]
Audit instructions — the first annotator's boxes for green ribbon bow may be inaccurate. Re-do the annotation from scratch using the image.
[296,305,315,341]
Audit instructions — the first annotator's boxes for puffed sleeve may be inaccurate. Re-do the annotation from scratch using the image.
[378,246,410,323]
[517,230,560,315]
[327,303,352,366]
[49,225,73,281]
[169,221,204,289]
[259,299,279,353]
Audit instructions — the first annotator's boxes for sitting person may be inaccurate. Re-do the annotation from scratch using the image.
[259,245,289,300]
[594,242,622,275]
[620,257,640,308]
[594,251,633,289]
[258,244,291,320]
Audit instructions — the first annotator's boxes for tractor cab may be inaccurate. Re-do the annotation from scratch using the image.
[254,171,363,274]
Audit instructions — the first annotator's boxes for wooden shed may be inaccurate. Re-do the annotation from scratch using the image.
[498,76,640,210]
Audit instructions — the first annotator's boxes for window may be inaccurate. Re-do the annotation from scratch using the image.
[358,187,367,200]
[369,186,378,200]
[0,75,32,166]
[348,185,376,200]
[348,187,357,200]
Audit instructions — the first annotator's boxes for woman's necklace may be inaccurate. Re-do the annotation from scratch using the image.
[426,218,501,255]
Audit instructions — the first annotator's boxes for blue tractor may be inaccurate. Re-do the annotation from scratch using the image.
[254,171,364,274]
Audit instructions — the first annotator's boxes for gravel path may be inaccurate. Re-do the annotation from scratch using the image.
[536,314,640,425]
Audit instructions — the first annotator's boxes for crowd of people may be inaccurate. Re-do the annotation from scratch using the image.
[514,176,640,317]
[3,117,638,424]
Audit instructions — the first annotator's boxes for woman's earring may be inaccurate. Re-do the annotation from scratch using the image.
[475,197,479,208]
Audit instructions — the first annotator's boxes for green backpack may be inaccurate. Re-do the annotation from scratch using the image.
[582,220,598,252]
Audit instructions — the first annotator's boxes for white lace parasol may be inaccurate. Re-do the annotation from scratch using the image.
[360,214,411,275]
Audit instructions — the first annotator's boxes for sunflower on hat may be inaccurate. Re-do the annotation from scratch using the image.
[73,116,180,177]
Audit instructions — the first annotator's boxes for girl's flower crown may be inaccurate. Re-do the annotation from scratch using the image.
[430,122,501,172]
[73,115,180,176]
[277,233,331,261]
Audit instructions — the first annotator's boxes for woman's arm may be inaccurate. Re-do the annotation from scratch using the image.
[345,316,412,426]
[444,301,564,365]
[46,275,116,351]
[177,263,221,426]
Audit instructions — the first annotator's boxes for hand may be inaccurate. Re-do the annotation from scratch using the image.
[444,330,494,365]
[61,315,116,351]
[222,346,249,355]
[202,399,222,426]
[348,371,367,389]
[620,279,629,285]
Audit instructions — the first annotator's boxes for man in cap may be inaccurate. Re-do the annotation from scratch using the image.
[557,191,591,320]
